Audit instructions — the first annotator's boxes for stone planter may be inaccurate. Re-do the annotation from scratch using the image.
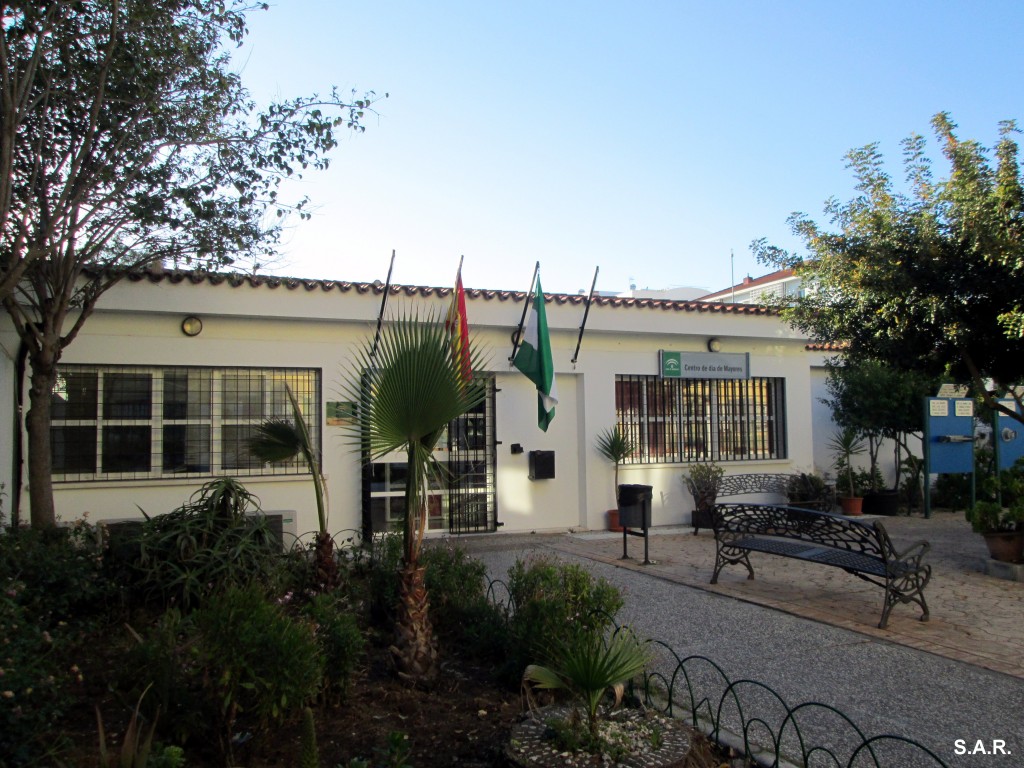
[863,490,899,516]
[983,531,1024,563]
[505,704,692,768]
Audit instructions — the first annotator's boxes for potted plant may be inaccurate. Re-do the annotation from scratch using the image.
[828,426,865,515]
[825,360,938,516]
[966,500,1024,563]
[596,427,636,531]
[786,472,830,511]
[683,462,724,534]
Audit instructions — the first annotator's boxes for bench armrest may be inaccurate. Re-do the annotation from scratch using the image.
[889,539,930,571]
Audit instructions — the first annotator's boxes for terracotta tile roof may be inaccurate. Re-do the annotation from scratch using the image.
[121,268,782,316]
[698,268,797,301]
[805,341,847,352]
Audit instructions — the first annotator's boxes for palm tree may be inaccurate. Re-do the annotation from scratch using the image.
[249,383,337,589]
[342,310,486,686]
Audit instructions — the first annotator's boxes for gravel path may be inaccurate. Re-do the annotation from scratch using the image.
[450,534,1024,768]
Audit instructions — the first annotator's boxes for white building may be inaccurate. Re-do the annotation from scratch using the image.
[0,270,836,538]
[698,268,806,305]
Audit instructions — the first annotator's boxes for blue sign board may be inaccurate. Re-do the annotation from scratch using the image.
[994,400,1024,471]
[925,397,975,474]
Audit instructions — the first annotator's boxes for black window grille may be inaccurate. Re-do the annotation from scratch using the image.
[50,365,321,481]
[615,374,786,463]
[364,377,497,535]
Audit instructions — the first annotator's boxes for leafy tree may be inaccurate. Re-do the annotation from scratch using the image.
[341,311,486,686]
[2,1,383,527]
[824,359,938,491]
[754,112,1024,425]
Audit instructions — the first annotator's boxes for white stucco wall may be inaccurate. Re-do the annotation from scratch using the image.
[0,274,822,535]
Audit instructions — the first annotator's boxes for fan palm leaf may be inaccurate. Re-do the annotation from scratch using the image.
[340,309,486,563]
[249,383,328,535]
[339,308,487,685]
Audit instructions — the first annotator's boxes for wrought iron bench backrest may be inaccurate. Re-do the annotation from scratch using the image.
[713,502,888,559]
[716,473,792,498]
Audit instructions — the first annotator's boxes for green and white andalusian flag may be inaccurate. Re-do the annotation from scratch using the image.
[514,276,558,431]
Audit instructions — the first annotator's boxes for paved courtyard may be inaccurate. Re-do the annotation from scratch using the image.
[451,509,1024,767]
[550,510,1024,679]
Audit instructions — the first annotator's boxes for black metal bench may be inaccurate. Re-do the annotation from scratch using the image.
[689,472,833,535]
[711,502,931,629]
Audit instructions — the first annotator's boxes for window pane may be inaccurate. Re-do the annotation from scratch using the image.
[163,425,211,473]
[103,374,152,420]
[51,426,97,473]
[222,375,264,419]
[222,425,261,470]
[102,426,151,472]
[52,372,98,420]
[164,370,212,420]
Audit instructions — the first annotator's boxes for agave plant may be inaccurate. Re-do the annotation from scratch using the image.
[249,383,337,589]
[341,309,486,685]
[522,628,652,739]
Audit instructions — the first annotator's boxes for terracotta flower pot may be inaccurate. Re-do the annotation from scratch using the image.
[607,509,623,532]
[839,496,863,516]
[982,531,1024,563]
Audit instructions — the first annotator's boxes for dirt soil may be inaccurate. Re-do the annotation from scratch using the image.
[67,636,729,767]
[259,649,524,767]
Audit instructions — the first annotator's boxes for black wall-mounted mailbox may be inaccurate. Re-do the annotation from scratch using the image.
[528,450,555,480]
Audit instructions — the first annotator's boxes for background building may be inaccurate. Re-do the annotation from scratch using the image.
[0,270,832,539]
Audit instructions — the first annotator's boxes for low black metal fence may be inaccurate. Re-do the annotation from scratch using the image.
[484,574,948,768]
[637,635,948,767]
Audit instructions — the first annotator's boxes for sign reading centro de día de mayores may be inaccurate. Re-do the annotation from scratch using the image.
[659,351,750,380]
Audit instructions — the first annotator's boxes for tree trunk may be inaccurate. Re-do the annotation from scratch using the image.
[25,360,58,528]
[313,531,338,592]
[389,562,438,687]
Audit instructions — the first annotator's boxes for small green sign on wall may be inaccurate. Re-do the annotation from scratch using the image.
[659,350,750,380]
[660,351,683,378]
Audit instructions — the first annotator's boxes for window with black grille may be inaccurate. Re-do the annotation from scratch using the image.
[50,365,321,481]
[615,374,786,463]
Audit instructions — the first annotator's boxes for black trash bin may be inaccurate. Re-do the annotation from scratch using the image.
[618,484,653,529]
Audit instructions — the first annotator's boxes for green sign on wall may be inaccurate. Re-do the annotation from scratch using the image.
[659,351,750,380]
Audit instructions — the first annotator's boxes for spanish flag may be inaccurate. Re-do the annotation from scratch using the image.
[445,262,473,384]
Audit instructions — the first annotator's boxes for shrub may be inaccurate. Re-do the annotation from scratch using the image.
[302,593,365,702]
[124,585,323,755]
[0,518,109,624]
[0,588,78,766]
[121,610,212,746]
[194,584,323,748]
[505,556,623,677]
[132,478,284,610]
[358,532,404,624]
[421,541,509,658]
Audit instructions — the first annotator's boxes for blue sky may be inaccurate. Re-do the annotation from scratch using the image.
[238,1,1024,295]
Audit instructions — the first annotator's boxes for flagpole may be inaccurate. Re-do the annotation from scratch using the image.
[370,250,395,362]
[571,266,599,365]
[509,261,540,364]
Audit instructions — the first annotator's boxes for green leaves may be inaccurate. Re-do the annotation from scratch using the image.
[756,113,1024,424]
[340,309,487,563]
[523,629,651,737]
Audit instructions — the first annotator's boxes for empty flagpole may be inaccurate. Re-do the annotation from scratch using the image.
[370,250,396,362]
[509,260,540,364]
[571,266,599,365]
[446,255,473,384]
